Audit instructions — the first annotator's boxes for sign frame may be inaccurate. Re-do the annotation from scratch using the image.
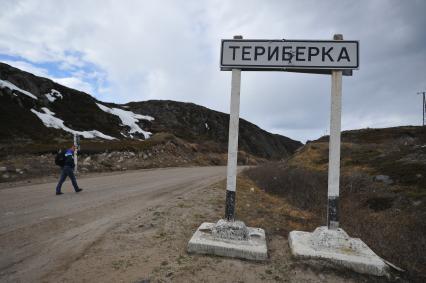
[220,39,359,74]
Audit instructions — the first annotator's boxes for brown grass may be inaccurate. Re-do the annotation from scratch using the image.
[235,175,317,236]
[244,163,426,282]
[235,173,393,282]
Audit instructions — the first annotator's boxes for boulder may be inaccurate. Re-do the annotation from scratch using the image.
[374,175,393,185]
[83,156,91,165]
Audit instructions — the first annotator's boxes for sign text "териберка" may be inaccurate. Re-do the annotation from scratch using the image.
[221,39,359,70]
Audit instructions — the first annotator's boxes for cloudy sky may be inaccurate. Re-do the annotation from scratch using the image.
[0,0,425,142]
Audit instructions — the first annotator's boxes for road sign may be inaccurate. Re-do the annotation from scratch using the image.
[221,39,359,71]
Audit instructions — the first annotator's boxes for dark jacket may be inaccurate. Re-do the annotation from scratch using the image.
[63,149,75,168]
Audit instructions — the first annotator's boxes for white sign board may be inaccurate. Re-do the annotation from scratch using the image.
[221,39,359,71]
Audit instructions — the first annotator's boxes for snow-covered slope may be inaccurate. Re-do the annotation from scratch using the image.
[45,89,63,102]
[31,108,116,140]
[96,103,153,139]
[0,79,38,100]
[0,62,154,142]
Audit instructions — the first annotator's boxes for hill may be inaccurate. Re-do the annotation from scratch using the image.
[0,62,300,158]
[245,126,426,282]
[125,100,300,160]
[0,62,301,182]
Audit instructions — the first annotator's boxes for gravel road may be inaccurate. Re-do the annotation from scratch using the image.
[0,166,227,282]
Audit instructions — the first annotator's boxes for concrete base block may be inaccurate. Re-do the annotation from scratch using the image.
[289,226,389,276]
[187,221,268,261]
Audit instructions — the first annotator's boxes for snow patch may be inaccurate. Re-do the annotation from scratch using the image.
[205,123,210,130]
[45,89,63,102]
[31,108,116,140]
[41,107,55,116]
[96,103,154,139]
[0,79,38,100]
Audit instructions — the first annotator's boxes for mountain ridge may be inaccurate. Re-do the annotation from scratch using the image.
[0,62,302,159]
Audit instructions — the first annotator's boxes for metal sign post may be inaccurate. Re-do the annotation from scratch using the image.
[73,134,80,174]
[188,35,268,261]
[188,35,390,275]
[225,59,242,221]
[221,36,359,223]
[327,35,343,229]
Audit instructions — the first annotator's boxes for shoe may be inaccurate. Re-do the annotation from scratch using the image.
[56,192,64,195]
[75,188,83,193]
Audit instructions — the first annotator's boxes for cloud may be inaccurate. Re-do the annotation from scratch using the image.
[0,0,425,142]
[53,77,94,94]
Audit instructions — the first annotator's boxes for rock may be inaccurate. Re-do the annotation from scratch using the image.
[374,175,393,185]
[143,154,148,160]
[98,154,106,160]
[7,166,16,172]
[399,136,415,146]
[2,173,10,179]
[83,156,91,165]
[0,167,7,172]
[212,219,249,241]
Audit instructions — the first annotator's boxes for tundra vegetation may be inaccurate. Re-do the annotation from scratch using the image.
[245,126,426,282]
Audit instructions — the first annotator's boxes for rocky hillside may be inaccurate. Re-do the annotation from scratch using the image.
[0,62,301,159]
[126,100,300,159]
[298,126,426,190]
[246,126,426,282]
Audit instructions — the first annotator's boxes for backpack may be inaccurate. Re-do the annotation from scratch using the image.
[55,150,66,167]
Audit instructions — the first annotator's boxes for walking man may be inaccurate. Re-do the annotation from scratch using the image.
[55,145,83,195]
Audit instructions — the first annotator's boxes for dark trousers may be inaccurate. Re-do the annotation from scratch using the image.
[56,166,79,193]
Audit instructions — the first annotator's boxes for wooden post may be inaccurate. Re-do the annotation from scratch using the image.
[225,35,243,221]
[327,34,343,230]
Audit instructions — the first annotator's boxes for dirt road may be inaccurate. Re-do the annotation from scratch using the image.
[0,166,391,283]
[0,166,227,282]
